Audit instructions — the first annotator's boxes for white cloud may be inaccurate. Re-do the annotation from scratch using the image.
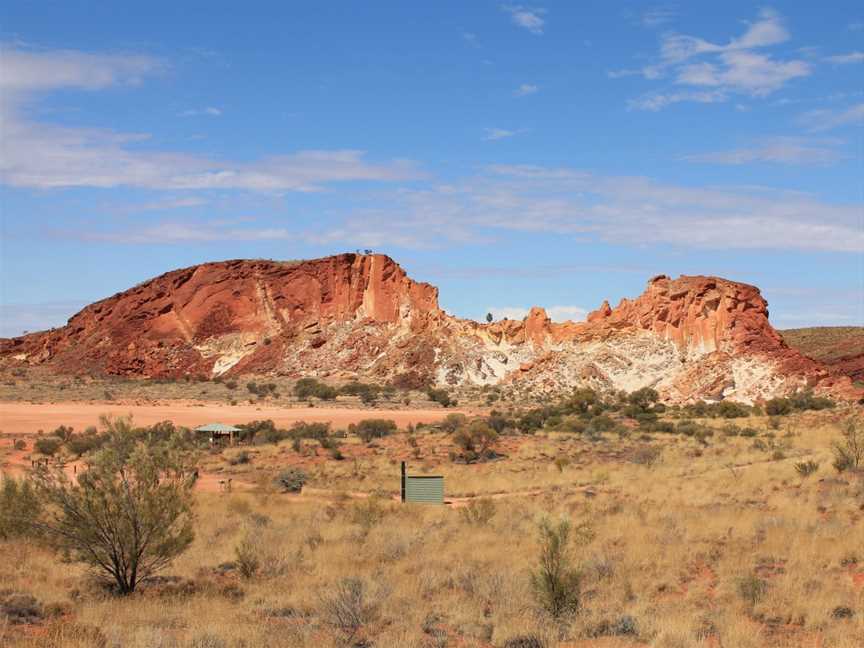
[486,305,588,322]
[514,83,539,96]
[824,51,864,64]
[622,9,812,109]
[179,106,223,117]
[682,137,846,165]
[798,103,864,131]
[77,222,293,244]
[502,5,546,35]
[483,128,522,140]
[0,47,161,92]
[0,46,422,191]
[307,164,864,253]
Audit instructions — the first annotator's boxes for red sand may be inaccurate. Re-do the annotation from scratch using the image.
[0,401,464,436]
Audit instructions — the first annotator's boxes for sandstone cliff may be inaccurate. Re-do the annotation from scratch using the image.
[1,253,857,403]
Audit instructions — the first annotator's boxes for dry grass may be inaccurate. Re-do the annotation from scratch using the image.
[2,407,863,647]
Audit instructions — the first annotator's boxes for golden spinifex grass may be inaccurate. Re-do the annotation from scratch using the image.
[1,409,863,647]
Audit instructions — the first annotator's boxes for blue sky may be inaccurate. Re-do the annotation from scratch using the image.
[1,1,862,336]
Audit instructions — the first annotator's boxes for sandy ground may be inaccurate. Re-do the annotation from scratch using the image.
[0,401,467,493]
[0,401,464,435]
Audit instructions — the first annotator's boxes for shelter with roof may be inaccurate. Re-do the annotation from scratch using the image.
[195,423,241,445]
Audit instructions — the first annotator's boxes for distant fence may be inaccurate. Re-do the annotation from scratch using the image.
[400,462,444,504]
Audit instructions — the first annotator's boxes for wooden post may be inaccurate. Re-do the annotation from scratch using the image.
[401,461,406,503]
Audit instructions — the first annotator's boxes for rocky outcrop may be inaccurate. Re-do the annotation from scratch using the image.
[1,253,858,404]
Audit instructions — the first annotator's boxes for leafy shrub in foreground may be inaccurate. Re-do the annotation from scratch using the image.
[531,518,582,618]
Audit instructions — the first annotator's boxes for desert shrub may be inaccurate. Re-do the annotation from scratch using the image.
[832,417,864,473]
[0,477,42,539]
[631,445,662,466]
[237,419,284,444]
[234,534,261,578]
[568,388,599,414]
[31,416,196,594]
[275,468,307,493]
[518,409,546,433]
[765,398,792,416]
[340,381,380,403]
[588,415,615,433]
[229,450,251,466]
[531,518,582,618]
[290,421,331,441]
[440,413,467,433]
[293,377,336,400]
[353,418,397,443]
[627,387,659,408]
[350,497,387,534]
[426,388,454,407]
[459,497,496,525]
[737,572,768,607]
[502,636,546,648]
[715,401,750,418]
[789,389,834,411]
[34,436,62,456]
[558,416,586,434]
[319,578,380,645]
[52,425,75,442]
[66,428,106,457]
[0,591,44,624]
[794,460,819,478]
[453,421,498,462]
[13,439,26,451]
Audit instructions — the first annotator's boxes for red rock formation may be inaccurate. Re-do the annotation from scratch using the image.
[1,254,858,403]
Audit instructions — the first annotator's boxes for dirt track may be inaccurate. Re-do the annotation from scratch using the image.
[0,401,463,435]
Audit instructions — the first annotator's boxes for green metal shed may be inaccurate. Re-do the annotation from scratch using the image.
[401,462,444,504]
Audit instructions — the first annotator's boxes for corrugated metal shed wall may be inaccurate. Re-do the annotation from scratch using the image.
[404,476,444,504]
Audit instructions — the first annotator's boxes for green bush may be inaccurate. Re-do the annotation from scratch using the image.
[531,518,582,618]
[34,436,62,456]
[293,378,337,400]
[426,388,454,408]
[275,468,307,493]
[0,477,42,539]
[352,419,397,443]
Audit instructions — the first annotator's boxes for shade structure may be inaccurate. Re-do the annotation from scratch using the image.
[195,423,241,434]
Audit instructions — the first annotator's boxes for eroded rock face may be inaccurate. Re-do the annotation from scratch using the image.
[1,254,858,403]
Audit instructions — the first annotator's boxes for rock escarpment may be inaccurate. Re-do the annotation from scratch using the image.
[1,254,857,403]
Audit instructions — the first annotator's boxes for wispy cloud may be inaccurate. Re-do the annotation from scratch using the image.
[486,305,588,322]
[462,32,480,48]
[824,51,864,64]
[0,46,422,191]
[681,136,846,165]
[514,83,539,96]
[798,102,864,131]
[502,5,546,35]
[483,128,523,140]
[178,106,222,117]
[300,164,864,253]
[619,9,812,109]
[74,222,293,244]
[641,8,676,28]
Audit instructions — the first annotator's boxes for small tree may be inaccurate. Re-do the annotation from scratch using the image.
[832,417,864,473]
[486,312,493,323]
[32,417,196,594]
[531,518,582,618]
[0,477,42,539]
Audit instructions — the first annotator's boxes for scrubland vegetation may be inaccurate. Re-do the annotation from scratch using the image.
[1,385,863,647]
